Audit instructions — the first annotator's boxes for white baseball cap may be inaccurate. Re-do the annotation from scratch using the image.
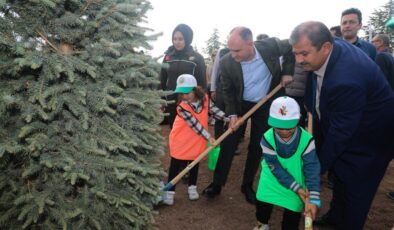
[268,96,300,129]
[175,74,197,93]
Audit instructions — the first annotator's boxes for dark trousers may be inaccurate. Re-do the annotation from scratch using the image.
[256,200,301,230]
[325,154,391,230]
[167,157,199,191]
[213,100,270,187]
[214,88,226,139]
[162,94,178,129]
[166,103,177,129]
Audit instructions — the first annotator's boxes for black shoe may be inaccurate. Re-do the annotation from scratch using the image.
[241,185,256,204]
[314,213,335,227]
[202,183,221,198]
[387,191,394,200]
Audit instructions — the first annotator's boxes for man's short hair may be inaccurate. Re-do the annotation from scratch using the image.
[329,26,342,37]
[290,21,333,50]
[341,8,362,24]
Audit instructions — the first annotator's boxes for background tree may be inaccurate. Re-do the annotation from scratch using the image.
[364,0,394,48]
[204,28,223,57]
[0,0,165,229]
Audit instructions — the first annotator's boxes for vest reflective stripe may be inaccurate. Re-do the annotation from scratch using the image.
[256,127,312,212]
[169,95,209,160]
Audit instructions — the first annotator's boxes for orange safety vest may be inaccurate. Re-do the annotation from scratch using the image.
[169,95,209,160]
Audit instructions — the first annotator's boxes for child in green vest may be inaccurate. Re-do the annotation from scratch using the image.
[253,96,320,230]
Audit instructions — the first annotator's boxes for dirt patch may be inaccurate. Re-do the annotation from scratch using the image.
[154,123,394,230]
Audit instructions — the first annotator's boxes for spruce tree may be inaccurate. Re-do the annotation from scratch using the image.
[363,0,394,47]
[204,28,222,56]
[0,1,165,229]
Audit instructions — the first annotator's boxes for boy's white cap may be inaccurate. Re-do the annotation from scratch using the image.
[175,74,197,93]
[268,96,300,129]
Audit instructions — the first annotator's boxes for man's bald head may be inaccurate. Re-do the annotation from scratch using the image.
[227,27,255,62]
[230,27,253,42]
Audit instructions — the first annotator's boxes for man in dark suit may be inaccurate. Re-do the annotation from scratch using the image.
[372,34,394,90]
[203,27,294,204]
[290,21,394,230]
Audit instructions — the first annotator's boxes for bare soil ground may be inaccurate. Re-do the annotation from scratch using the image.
[154,123,394,230]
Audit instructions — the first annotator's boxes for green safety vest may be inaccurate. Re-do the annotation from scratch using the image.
[256,127,312,212]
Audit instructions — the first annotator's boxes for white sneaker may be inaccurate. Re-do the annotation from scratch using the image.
[162,191,175,205]
[188,185,199,200]
[253,222,269,230]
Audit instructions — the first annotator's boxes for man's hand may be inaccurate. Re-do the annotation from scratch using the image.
[281,75,293,87]
[211,91,216,101]
[228,116,242,132]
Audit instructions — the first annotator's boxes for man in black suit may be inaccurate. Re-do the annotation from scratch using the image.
[203,27,294,204]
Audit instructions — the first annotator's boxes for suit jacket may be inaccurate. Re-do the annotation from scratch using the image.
[305,38,394,174]
[375,50,394,90]
[220,38,295,115]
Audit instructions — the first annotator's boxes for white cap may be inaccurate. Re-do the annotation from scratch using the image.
[268,96,300,129]
[175,74,197,93]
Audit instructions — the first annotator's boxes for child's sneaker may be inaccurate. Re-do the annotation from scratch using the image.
[162,191,175,205]
[188,185,199,200]
[253,222,269,230]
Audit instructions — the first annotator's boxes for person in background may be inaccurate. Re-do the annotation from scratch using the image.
[203,27,294,204]
[340,8,376,60]
[372,33,394,201]
[210,48,230,138]
[206,49,218,126]
[253,96,320,230]
[290,21,394,230]
[256,34,269,41]
[160,24,206,128]
[329,25,342,37]
[162,74,228,205]
[285,64,308,128]
[206,49,218,98]
[371,34,394,90]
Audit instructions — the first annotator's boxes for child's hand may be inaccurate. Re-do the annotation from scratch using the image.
[304,202,318,220]
[209,137,216,146]
[297,188,308,203]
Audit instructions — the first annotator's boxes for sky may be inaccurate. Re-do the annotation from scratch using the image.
[144,0,389,58]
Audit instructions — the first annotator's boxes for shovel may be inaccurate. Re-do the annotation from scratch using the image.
[305,112,314,230]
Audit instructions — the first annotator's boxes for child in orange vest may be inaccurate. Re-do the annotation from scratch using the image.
[163,74,228,205]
